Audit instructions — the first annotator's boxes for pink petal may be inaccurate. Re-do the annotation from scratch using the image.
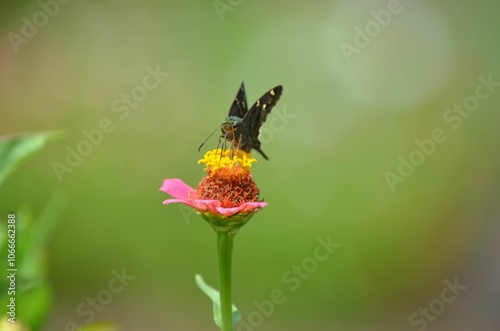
[200,200,267,217]
[195,199,221,214]
[214,206,240,217]
[163,198,196,208]
[238,201,268,212]
[217,202,267,217]
[161,179,267,218]
[161,197,209,214]
[160,178,194,200]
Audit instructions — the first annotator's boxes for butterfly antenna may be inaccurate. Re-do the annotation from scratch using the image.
[198,126,220,152]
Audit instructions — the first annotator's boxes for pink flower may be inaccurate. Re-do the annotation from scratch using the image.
[160,149,267,232]
[160,178,267,218]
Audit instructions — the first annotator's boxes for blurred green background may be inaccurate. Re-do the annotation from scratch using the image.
[1,0,499,330]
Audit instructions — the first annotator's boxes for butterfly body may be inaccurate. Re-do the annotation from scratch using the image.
[221,82,283,160]
[220,116,242,146]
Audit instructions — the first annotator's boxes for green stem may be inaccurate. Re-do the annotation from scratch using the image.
[217,231,234,331]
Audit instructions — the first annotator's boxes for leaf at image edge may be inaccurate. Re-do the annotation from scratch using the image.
[0,130,65,187]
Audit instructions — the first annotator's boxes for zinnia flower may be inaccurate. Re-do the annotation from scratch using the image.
[160,148,267,233]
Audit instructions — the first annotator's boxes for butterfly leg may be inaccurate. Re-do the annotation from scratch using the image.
[232,134,243,159]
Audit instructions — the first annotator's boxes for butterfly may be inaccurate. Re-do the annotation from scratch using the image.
[219,82,283,160]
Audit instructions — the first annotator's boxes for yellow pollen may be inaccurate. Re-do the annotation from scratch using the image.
[198,148,257,174]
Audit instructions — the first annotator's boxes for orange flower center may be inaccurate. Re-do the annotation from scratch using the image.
[194,149,262,208]
[194,169,260,208]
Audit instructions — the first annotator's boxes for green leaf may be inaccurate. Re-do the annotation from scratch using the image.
[20,189,69,279]
[0,190,68,330]
[0,281,50,331]
[195,274,241,329]
[0,130,64,187]
[17,282,51,331]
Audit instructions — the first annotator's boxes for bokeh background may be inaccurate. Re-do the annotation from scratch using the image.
[1,0,499,330]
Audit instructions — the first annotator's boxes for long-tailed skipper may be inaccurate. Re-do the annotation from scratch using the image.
[217,82,283,160]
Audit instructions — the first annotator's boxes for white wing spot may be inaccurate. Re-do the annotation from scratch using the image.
[270,90,275,96]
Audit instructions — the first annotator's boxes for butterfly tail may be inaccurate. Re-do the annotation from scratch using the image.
[254,146,269,160]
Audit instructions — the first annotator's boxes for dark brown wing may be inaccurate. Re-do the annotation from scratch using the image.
[227,82,248,118]
[237,85,283,159]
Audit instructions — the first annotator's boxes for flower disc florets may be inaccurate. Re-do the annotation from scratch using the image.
[197,148,257,175]
[193,149,260,208]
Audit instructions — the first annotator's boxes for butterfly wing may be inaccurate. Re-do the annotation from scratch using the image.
[237,85,283,159]
[227,82,248,118]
